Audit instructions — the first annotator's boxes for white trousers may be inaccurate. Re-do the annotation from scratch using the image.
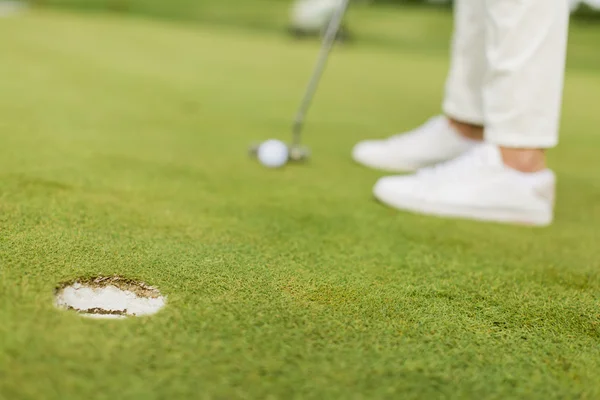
[442,0,570,148]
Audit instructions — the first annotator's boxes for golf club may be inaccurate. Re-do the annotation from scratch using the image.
[250,0,351,163]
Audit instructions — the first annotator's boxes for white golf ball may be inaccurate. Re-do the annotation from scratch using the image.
[257,140,289,168]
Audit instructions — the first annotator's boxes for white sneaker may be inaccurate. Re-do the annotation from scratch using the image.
[352,115,478,172]
[373,144,556,226]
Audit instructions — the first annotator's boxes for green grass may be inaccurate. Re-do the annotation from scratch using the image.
[1,7,600,399]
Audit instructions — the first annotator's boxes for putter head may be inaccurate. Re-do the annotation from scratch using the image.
[288,145,310,162]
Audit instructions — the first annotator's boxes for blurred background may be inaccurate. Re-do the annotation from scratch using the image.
[7,0,600,35]
[3,0,595,71]
[1,0,594,68]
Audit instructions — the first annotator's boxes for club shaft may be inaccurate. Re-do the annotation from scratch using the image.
[292,0,350,146]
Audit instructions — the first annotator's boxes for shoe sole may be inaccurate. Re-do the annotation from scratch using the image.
[373,188,553,227]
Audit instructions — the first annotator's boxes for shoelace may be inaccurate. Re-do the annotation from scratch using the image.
[417,145,491,179]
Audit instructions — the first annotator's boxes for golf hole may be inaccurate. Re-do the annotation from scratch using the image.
[55,276,166,319]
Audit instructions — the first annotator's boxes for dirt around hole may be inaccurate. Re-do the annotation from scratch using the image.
[55,276,166,318]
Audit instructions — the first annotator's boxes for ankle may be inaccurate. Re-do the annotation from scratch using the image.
[448,117,484,141]
[500,147,547,173]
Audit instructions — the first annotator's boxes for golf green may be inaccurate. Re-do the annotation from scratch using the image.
[1,8,600,399]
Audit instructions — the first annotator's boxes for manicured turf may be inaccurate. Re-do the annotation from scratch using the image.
[1,7,600,399]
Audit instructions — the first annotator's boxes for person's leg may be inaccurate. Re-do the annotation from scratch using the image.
[483,0,570,172]
[352,0,484,172]
[442,0,486,131]
[372,0,570,226]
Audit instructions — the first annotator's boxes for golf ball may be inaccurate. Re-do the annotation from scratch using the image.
[258,140,289,168]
